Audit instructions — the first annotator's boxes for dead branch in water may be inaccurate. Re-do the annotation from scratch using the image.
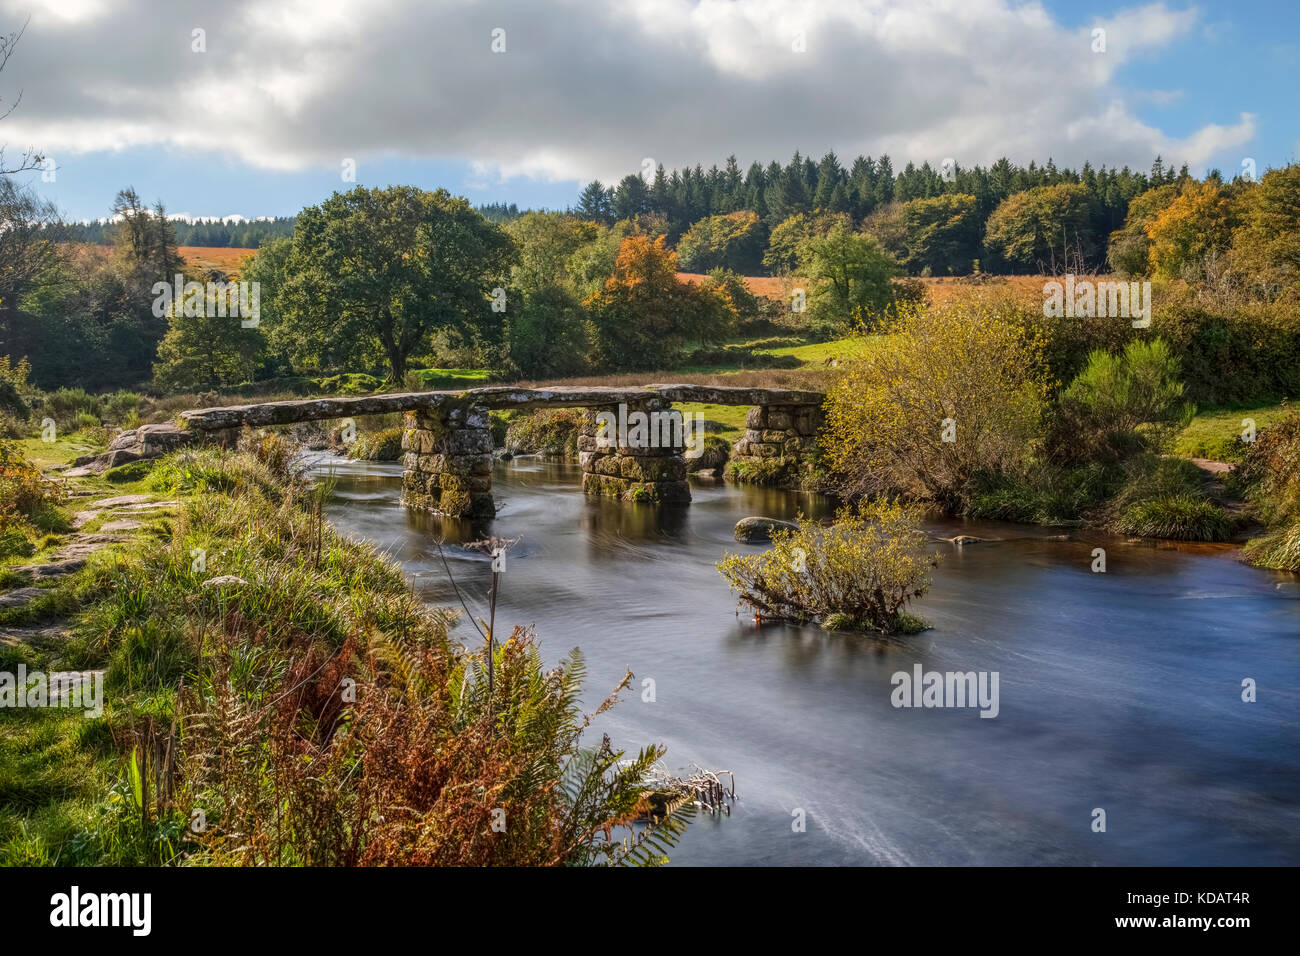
[645,764,737,818]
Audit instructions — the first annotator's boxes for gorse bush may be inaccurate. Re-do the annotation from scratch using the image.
[822,301,1049,512]
[717,500,936,632]
[1053,338,1191,463]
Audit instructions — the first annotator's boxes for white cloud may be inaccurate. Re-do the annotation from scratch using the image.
[0,0,1252,185]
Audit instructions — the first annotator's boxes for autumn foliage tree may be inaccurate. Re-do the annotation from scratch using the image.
[1146,181,1235,279]
[1106,183,1179,276]
[984,183,1099,272]
[676,210,765,273]
[1231,165,1300,297]
[585,235,735,370]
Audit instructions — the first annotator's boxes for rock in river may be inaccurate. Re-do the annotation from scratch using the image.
[734,516,799,543]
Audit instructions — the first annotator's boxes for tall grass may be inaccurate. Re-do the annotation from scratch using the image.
[31,430,691,866]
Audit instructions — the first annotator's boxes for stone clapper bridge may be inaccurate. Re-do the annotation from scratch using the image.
[177,384,825,517]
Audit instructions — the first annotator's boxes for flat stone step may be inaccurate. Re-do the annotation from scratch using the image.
[71,497,176,529]
[0,586,46,608]
[0,623,70,648]
[99,518,144,532]
[49,535,127,562]
[14,557,87,580]
[89,494,158,509]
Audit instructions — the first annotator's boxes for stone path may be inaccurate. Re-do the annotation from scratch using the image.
[1,512,142,654]
[70,494,179,529]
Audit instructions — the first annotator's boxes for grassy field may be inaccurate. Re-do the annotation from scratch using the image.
[1174,399,1294,462]
[677,402,749,440]
[178,246,257,275]
[677,272,1049,311]
[763,337,878,364]
[407,367,493,389]
[14,435,101,471]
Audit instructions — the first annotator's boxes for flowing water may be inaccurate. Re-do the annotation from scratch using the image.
[315,453,1300,866]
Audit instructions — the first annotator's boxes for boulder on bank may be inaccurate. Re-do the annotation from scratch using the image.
[71,423,197,475]
[734,516,800,543]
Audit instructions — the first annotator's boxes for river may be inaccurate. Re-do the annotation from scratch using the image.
[315,453,1300,866]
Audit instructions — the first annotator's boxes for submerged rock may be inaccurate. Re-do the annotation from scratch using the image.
[734,516,799,543]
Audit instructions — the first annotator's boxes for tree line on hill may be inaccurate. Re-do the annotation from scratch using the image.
[1,156,1298,396]
[54,202,524,248]
[574,152,1200,273]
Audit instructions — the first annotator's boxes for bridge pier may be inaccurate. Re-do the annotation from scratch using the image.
[400,404,496,518]
[578,401,691,504]
[729,403,823,481]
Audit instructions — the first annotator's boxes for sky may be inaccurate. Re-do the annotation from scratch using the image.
[0,0,1295,223]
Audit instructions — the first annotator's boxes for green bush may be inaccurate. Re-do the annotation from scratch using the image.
[102,391,145,424]
[347,427,404,461]
[1152,302,1300,405]
[686,435,730,473]
[41,387,101,427]
[504,408,583,457]
[717,500,936,632]
[1053,338,1190,463]
[315,373,384,396]
[71,412,102,433]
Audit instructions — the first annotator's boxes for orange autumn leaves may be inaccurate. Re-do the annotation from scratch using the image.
[584,234,736,370]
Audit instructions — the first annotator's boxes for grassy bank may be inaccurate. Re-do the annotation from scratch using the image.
[1,436,694,866]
